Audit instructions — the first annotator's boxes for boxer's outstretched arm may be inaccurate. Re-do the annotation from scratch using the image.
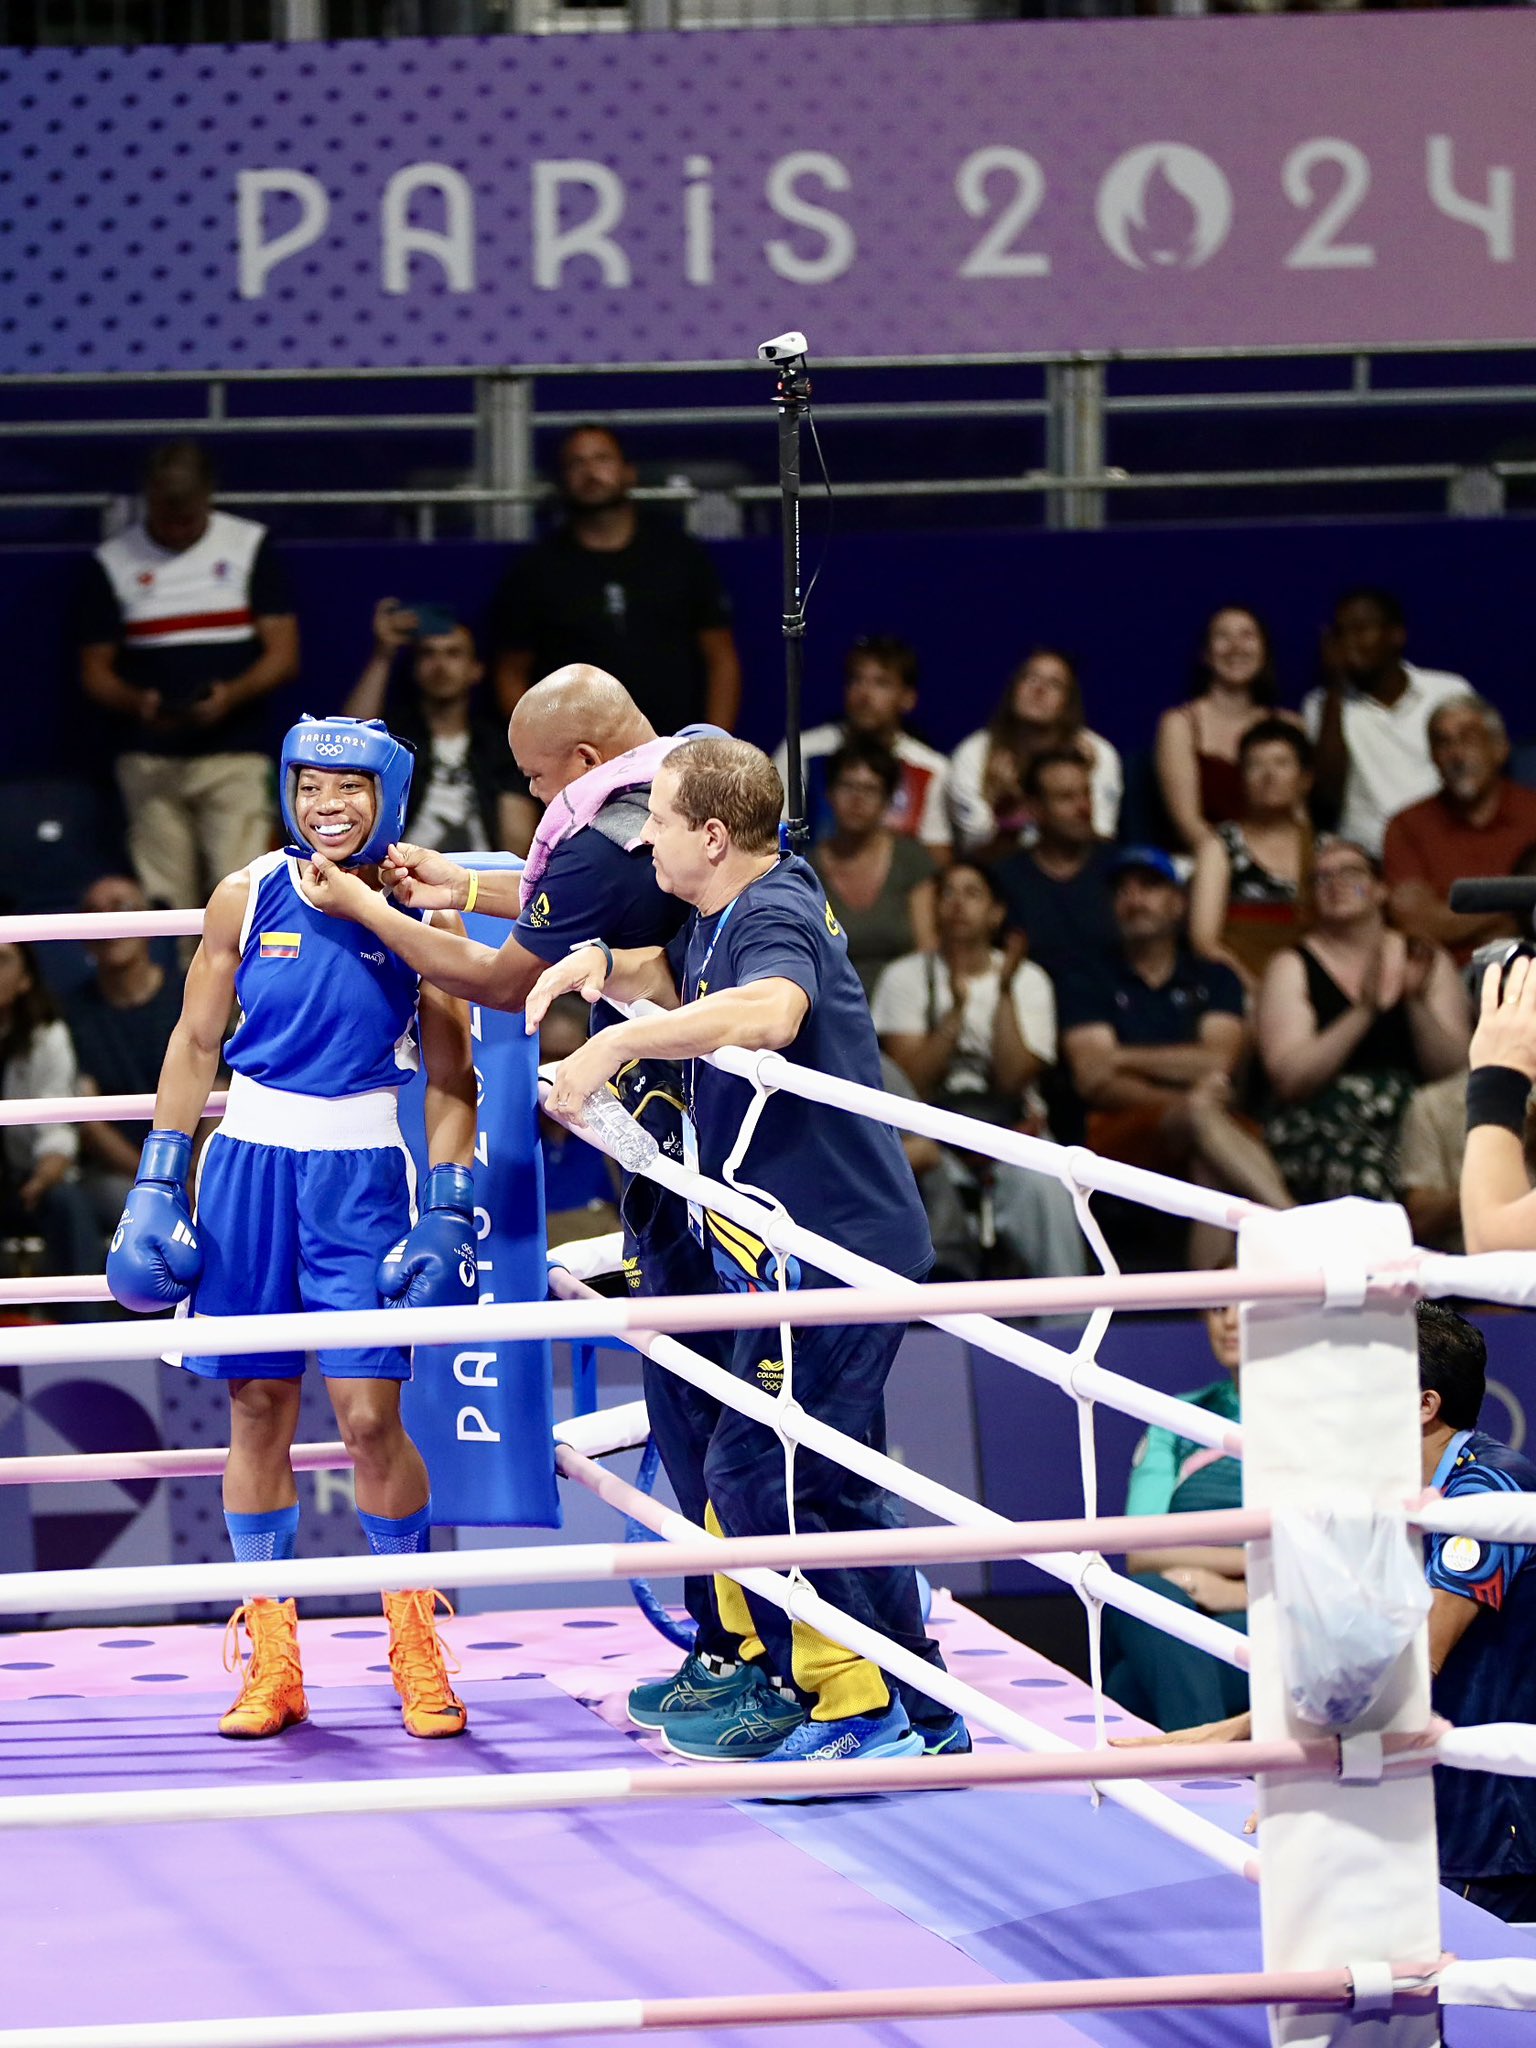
[153,874,246,1134]
[416,912,478,1170]
[303,854,545,1011]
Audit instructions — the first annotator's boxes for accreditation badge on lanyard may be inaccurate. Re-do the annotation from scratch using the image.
[682,895,739,1248]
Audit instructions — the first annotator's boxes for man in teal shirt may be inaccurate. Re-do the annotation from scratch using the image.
[1103,1299,1249,1730]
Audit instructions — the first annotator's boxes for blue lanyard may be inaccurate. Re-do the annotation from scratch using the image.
[688,893,740,1005]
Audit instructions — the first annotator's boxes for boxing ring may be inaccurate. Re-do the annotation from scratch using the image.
[4,907,1536,2046]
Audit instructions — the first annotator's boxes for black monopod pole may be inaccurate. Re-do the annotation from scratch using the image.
[762,335,813,854]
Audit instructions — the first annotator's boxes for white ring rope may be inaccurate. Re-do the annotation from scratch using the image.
[3,908,1535,2025]
[545,1271,1247,1672]
[557,1434,1257,1880]
[0,1962,1444,2048]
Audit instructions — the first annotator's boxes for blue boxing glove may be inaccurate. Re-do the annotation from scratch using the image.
[377,1163,477,1310]
[106,1130,203,1314]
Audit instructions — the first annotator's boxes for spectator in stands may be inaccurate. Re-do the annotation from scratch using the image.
[0,942,96,1280]
[1154,606,1292,850]
[490,424,741,734]
[1101,1292,1248,1733]
[872,862,1084,1279]
[538,996,620,1243]
[809,738,937,998]
[1256,838,1468,1205]
[1382,694,1536,967]
[64,874,188,1240]
[1305,586,1470,858]
[774,636,951,857]
[1398,1073,1474,1255]
[78,440,298,909]
[1124,1304,1536,1926]
[344,599,538,857]
[1188,718,1317,996]
[992,750,1120,986]
[1059,849,1294,1259]
[946,648,1122,859]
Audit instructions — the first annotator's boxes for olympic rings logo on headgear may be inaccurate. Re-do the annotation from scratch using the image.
[278,713,415,869]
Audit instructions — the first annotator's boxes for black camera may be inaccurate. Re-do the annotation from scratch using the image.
[1466,937,1536,1003]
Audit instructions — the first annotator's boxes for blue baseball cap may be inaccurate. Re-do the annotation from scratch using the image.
[1111,845,1181,886]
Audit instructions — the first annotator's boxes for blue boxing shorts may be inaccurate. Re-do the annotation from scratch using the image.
[180,1087,415,1381]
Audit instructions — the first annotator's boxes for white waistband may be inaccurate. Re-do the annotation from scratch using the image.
[219,1072,403,1151]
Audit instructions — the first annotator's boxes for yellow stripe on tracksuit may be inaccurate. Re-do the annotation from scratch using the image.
[704,1501,890,1722]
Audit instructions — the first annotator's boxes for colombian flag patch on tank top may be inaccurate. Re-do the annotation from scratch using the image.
[259,931,302,960]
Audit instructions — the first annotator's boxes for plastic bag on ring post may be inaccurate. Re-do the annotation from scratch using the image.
[1271,1506,1431,1728]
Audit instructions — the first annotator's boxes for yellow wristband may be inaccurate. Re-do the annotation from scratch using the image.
[463,870,479,914]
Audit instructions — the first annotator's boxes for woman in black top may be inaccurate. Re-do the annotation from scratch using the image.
[1255,838,1468,1202]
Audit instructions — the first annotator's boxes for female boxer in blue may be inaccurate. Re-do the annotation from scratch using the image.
[107,717,479,1741]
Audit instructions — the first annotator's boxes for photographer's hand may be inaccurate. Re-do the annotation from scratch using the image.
[1461,956,1536,1254]
[1470,954,1536,1078]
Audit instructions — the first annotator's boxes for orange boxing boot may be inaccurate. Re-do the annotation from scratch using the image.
[219,1597,308,1739]
[382,1587,468,1738]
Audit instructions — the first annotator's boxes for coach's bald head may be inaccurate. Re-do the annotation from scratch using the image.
[509,664,656,805]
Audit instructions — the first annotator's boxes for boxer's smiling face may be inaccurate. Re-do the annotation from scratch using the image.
[294,768,377,861]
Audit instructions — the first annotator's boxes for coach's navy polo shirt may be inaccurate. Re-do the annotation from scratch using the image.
[1426,1428,1536,1879]
[1057,946,1245,1047]
[672,856,931,1287]
[516,829,687,963]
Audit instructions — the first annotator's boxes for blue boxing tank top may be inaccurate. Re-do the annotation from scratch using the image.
[223,851,425,1097]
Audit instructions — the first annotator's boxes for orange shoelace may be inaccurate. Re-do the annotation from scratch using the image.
[386,1589,462,1703]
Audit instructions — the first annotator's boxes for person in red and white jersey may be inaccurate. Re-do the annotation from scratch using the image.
[79,440,300,909]
[773,635,952,859]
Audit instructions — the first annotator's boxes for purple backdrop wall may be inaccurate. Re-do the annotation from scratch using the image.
[5,515,1534,806]
[4,16,1536,376]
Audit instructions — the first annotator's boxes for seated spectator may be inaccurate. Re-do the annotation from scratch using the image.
[1060,849,1294,1262]
[992,750,1120,986]
[872,862,1085,1280]
[1398,1072,1472,1254]
[1382,694,1536,966]
[1155,606,1293,850]
[809,739,937,997]
[946,648,1122,858]
[1256,838,1469,1205]
[78,439,298,909]
[538,997,620,1242]
[1305,586,1469,858]
[345,599,538,857]
[0,943,96,1280]
[1101,1294,1249,1733]
[1189,718,1317,995]
[64,875,188,1240]
[774,635,950,855]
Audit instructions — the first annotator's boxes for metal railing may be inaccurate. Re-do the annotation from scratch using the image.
[3,347,1535,539]
[1,0,1026,48]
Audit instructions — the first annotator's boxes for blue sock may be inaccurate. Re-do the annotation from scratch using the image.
[225,1504,300,1565]
[358,1501,432,1556]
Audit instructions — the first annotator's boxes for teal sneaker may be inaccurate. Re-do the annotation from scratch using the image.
[762,1697,924,1765]
[627,1653,752,1730]
[661,1667,805,1760]
[919,1711,972,1757]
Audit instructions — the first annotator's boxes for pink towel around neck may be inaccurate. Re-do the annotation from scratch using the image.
[518,735,678,911]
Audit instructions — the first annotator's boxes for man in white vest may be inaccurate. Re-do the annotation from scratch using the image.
[79,439,300,908]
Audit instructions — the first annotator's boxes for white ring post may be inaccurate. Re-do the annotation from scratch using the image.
[1239,1199,1440,2048]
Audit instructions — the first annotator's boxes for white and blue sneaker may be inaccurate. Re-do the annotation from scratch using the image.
[628,1652,752,1731]
[761,1698,924,1765]
[661,1666,806,1760]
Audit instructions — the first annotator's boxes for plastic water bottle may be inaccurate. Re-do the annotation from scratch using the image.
[579,1089,659,1175]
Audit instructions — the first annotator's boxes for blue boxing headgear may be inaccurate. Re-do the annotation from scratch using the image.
[279,715,414,869]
